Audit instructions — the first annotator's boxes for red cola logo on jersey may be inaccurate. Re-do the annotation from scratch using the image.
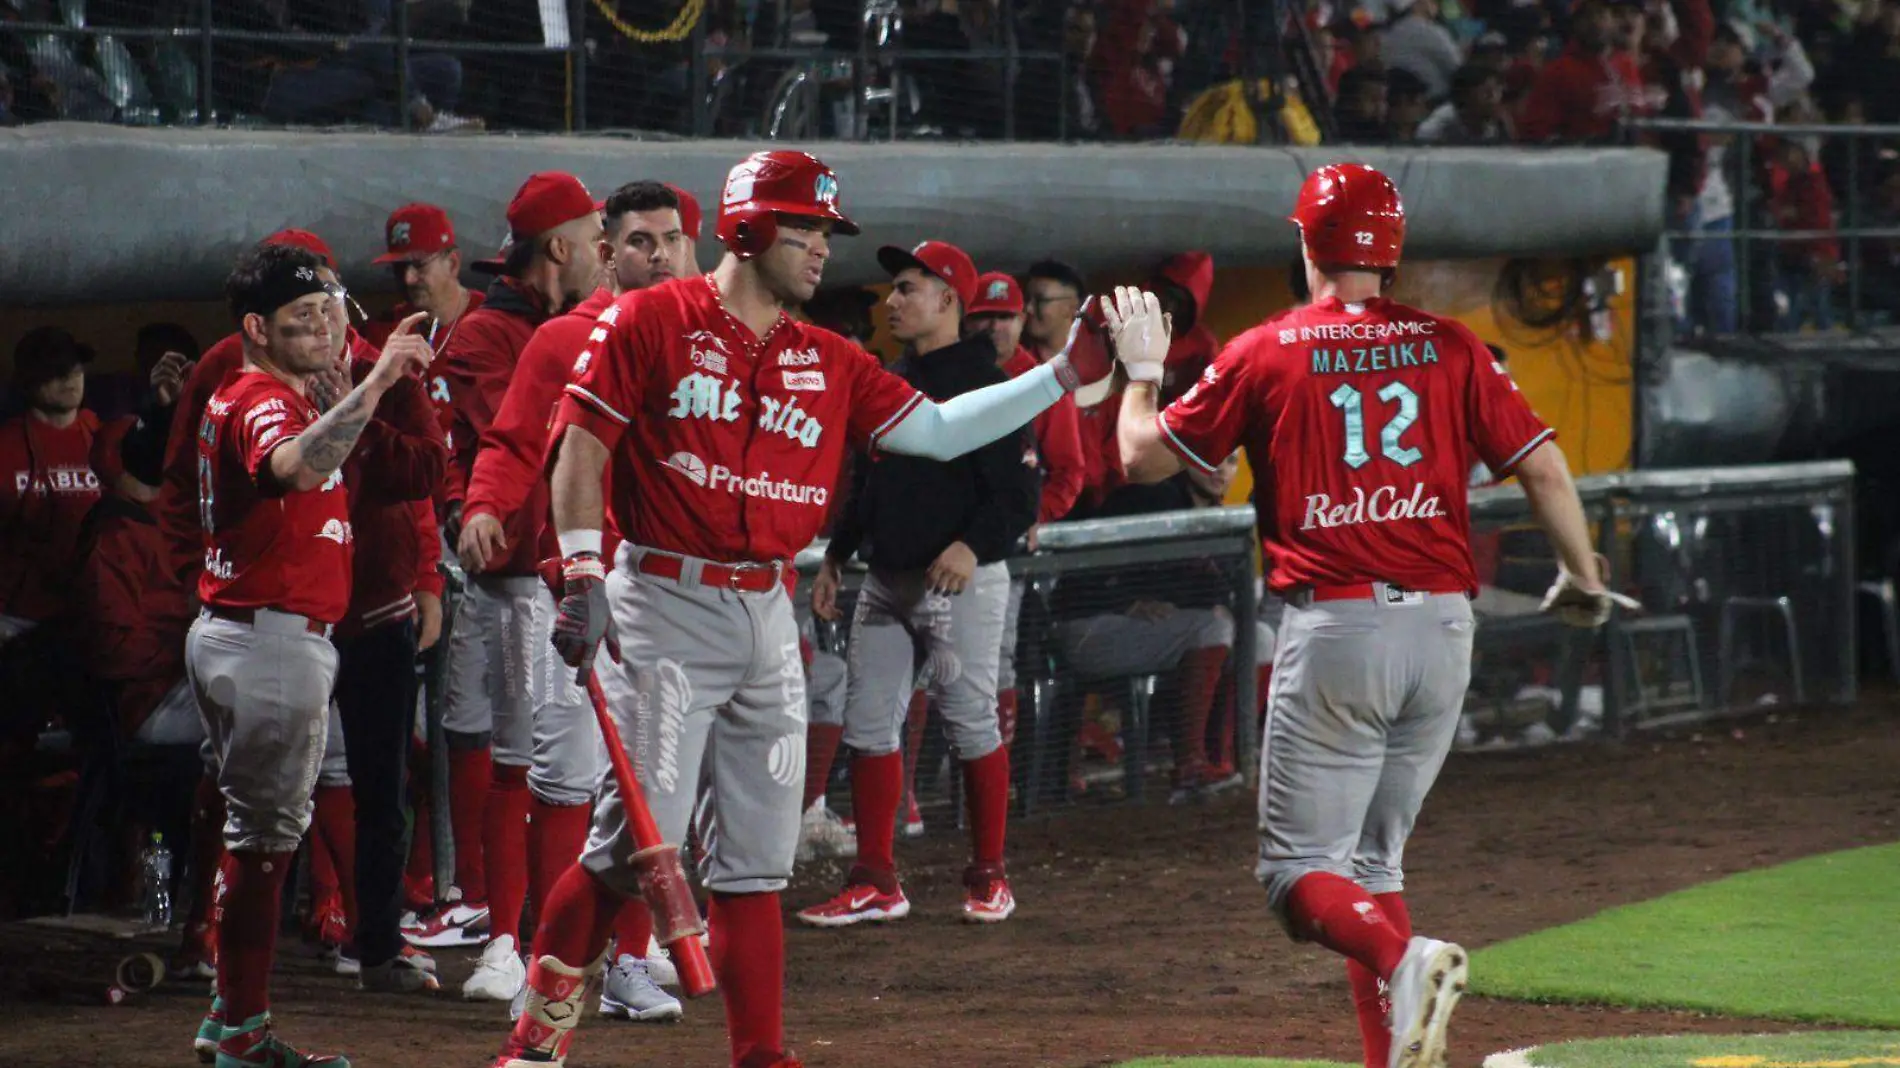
[1300,483,1443,531]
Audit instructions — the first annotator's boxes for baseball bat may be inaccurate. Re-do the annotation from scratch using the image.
[582,670,717,998]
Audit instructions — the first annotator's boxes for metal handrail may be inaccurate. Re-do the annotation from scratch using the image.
[1627,117,1900,138]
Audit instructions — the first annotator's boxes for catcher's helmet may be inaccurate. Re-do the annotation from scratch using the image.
[716,150,859,260]
[1289,162,1405,271]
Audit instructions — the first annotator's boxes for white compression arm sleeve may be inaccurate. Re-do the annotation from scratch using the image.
[876,360,1066,461]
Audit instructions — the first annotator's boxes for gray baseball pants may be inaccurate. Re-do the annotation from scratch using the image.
[1253,586,1474,918]
[843,563,1010,760]
[185,610,339,853]
[583,546,808,896]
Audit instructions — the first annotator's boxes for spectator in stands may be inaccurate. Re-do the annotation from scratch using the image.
[1328,14,1382,95]
[1052,451,1241,804]
[256,0,475,131]
[1860,162,1900,320]
[1417,63,1514,143]
[1840,0,1900,124]
[1516,0,1649,143]
[1090,0,1185,139]
[0,327,100,647]
[365,203,482,349]
[1769,138,1842,331]
[1386,67,1433,141]
[1334,65,1391,142]
[1380,0,1462,101]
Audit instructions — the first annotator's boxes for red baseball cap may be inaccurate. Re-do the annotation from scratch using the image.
[375,203,457,264]
[504,171,598,240]
[967,271,1024,316]
[878,240,978,309]
[668,184,703,240]
[263,227,336,270]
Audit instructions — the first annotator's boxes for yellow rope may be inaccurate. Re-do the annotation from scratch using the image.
[589,0,705,43]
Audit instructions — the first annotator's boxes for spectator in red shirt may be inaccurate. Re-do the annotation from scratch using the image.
[0,326,100,644]
[1768,138,1842,331]
[1516,0,1651,143]
[1089,0,1185,138]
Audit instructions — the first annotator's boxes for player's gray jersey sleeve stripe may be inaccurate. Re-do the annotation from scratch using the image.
[565,384,631,425]
[1495,427,1556,475]
[1157,412,1218,473]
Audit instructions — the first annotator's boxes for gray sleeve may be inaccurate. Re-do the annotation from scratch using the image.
[876,361,1066,461]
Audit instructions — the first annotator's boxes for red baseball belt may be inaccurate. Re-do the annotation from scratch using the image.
[637,552,784,593]
[1307,582,1467,603]
[204,605,332,636]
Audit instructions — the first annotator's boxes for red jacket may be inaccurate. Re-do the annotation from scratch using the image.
[1090,0,1182,136]
[464,288,613,571]
[0,410,101,622]
[1002,347,1088,523]
[1517,42,1653,143]
[340,350,449,637]
[432,278,550,574]
[1156,251,1219,406]
[75,493,192,734]
[1769,159,1840,267]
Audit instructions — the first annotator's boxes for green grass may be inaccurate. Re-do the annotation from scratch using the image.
[1469,843,1900,1025]
[1113,1060,1351,1068]
[1491,1030,1900,1068]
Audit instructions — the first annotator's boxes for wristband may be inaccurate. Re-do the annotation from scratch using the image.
[1049,352,1081,393]
[558,529,603,558]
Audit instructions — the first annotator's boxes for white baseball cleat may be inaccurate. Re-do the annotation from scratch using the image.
[598,954,684,1022]
[1386,936,1468,1068]
[463,934,527,1002]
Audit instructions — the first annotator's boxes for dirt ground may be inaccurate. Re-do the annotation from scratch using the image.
[4,697,1897,1068]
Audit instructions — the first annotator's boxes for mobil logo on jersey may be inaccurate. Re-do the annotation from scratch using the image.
[1300,483,1444,531]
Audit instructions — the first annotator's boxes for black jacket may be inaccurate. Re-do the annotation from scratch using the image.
[827,337,1037,571]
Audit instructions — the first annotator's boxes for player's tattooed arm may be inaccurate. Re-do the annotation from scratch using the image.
[267,384,382,492]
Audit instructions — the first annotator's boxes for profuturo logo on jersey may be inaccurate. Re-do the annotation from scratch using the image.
[661,451,709,487]
[316,518,354,544]
[707,465,829,507]
[1300,484,1443,531]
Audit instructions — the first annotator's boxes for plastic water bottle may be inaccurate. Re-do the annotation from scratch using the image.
[140,833,173,931]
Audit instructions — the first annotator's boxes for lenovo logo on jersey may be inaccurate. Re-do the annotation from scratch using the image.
[660,451,710,487]
[782,371,825,391]
[316,518,354,545]
[778,347,821,367]
[1300,484,1444,531]
[668,372,742,423]
[757,394,823,447]
[707,465,829,507]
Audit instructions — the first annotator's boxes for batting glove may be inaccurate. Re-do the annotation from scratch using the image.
[1540,563,1643,628]
[551,552,617,676]
[1101,285,1171,387]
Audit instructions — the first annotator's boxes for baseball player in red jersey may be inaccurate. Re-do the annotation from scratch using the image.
[1110,163,1624,1068]
[491,149,1103,1068]
[408,172,604,967]
[666,183,706,277]
[454,180,695,1022]
[363,203,485,351]
[187,243,433,1068]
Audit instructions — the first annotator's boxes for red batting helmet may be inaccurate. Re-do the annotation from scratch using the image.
[716,151,859,260]
[1289,162,1405,271]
